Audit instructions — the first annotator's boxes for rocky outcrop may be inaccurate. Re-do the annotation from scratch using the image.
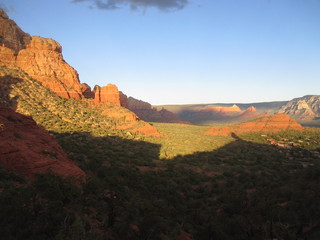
[0,9,83,99]
[93,84,121,105]
[278,95,320,121]
[205,114,303,136]
[0,107,86,179]
[127,97,152,110]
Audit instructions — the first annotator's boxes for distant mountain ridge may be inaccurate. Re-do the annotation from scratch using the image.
[155,98,320,126]
[278,95,320,121]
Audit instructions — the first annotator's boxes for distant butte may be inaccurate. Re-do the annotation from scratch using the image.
[205,114,303,136]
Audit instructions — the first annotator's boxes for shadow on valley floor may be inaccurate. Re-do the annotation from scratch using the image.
[50,130,320,240]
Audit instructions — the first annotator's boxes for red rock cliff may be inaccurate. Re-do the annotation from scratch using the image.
[0,9,84,99]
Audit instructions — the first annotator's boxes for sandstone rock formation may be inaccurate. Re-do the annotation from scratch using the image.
[93,84,121,105]
[0,9,84,99]
[278,95,320,121]
[0,106,86,179]
[205,114,303,136]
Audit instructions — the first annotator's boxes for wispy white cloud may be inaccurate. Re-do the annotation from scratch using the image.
[71,0,189,11]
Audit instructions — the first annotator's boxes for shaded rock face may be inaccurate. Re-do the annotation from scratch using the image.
[0,8,31,53]
[0,107,86,179]
[127,97,152,110]
[125,97,184,123]
[93,84,121,106]
[80,83,94,99]
[278,95,320,121]
[119,91,128,108]
[205,114,303,136]
[0,10,83,99]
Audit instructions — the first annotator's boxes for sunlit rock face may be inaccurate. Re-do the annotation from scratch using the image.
[93,84,121,106]
[0,9,84,100]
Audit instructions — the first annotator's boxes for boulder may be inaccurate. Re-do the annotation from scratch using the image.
[0,107,86,179]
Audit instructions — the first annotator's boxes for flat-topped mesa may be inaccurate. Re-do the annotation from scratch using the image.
[93,84,121,106]
[0,9,84,100]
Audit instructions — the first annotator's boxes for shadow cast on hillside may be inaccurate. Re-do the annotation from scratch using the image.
[0,75,22,110]
[52,129,320,239]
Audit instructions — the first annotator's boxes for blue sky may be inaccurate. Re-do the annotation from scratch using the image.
[1,0,319,104]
